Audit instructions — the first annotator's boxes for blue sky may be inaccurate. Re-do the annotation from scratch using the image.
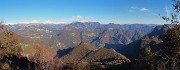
[0,0,173,24]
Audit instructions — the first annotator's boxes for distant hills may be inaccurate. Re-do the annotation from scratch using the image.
[8,22,157,50]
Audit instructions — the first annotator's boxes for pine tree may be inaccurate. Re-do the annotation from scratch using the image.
[136,47,154,70]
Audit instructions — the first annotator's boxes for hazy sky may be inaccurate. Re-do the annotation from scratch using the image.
[0,0,173,24]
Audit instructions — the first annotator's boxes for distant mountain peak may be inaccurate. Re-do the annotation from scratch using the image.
[71,21,100,24]
[147,25,169,37]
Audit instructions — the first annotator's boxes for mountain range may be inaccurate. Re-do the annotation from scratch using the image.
[1,22,177,70]
[8,22,157,50]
